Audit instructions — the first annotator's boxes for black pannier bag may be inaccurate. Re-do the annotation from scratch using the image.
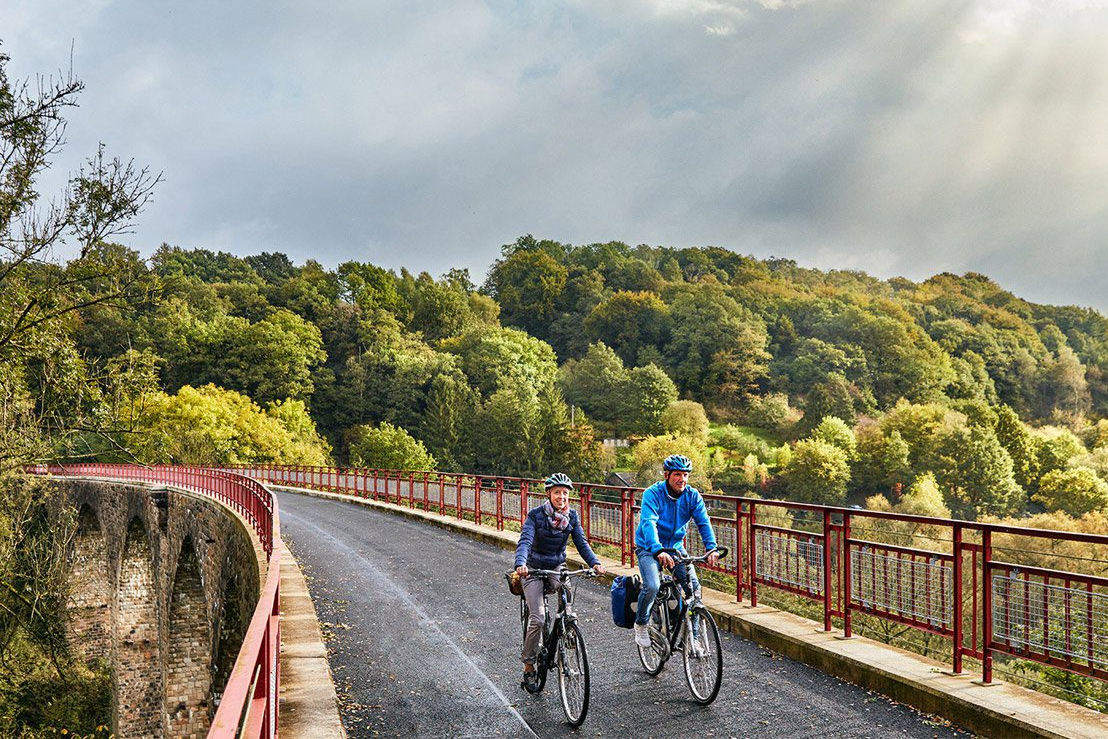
[610,574,641,628]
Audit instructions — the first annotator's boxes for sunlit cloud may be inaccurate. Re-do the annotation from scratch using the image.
[6,0,1108,312]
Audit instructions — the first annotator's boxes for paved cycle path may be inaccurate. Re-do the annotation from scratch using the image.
[278,491,967,738]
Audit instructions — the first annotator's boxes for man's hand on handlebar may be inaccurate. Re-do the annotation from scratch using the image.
[706,550,720,567]
[657,551,675,569]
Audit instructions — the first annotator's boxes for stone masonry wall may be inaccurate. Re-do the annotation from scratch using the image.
[68,506,112,662]
[50,478,264,738]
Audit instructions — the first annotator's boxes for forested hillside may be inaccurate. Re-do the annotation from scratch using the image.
[9,230,1108,526]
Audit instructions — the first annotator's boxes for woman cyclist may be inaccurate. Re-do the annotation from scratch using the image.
[514,472,605,691]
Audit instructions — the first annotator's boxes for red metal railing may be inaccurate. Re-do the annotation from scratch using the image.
[231,463,1108,688]
[27,464,281,738]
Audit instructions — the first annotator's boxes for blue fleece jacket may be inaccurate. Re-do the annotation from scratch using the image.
[634,481,717,555]
[514,505,600,570]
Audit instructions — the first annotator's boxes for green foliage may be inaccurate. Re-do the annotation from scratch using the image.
[895,472,951,518]
[584,291,670,366]
[484,244,567,340]
[994,405,1040,493]
[851,425,912,498]
[782,438,851,506]
[631,436,712,488]
[559,343,677,437]
[0,476,110,736]
[559,343,627,431]
[131,385,332,465]
[1032,426,1087,478]
[809,417,856,459]
[743,393,799,433]
[1033,467,1108,517]
[440,325,558,397]
[933,424,1023,519]
[709,425,776,464]
[348,421,436,471]
[624,364,680,437]
[663,282,769,410]
[659,400,710,446]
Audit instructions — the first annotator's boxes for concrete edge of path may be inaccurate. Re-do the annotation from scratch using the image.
[277,537,346,739]
[272,485,1108,739]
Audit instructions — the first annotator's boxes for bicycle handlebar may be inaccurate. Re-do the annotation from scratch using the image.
[657,546,729,566]
[524,567,599,578]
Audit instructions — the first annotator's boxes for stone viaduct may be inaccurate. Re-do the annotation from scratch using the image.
[50,477,264,738]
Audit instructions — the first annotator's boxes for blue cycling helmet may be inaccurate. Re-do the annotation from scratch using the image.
[662,454,693,472]
[544,472,574,491]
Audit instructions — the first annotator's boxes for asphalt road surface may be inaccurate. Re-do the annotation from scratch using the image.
[279,491,968,738]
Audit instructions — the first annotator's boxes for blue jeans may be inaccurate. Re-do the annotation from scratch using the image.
[635,548,700,626]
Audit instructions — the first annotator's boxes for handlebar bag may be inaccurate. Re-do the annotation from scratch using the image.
[610,574,641,628]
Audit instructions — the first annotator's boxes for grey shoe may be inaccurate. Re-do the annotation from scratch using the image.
[634,622,651,648]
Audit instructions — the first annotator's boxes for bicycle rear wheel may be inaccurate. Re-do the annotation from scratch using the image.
[637,601,667,675]
[682,606,722,704]
[557,621,590,726]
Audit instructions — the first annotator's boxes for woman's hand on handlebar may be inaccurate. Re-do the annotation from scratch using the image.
[591,564,606,576]
[516,565,528,577]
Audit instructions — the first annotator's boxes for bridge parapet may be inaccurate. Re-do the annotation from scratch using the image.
[27,465,280,739]
[232,463,1108,698]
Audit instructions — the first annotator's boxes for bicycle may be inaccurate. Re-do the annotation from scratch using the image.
[517,567,597,726]
[636,547,729,705]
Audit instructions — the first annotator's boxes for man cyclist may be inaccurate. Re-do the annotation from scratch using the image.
[633,454,719,648]
[515,473,606,691]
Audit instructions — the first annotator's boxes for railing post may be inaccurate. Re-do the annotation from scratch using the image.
[580,487,591,541]
[735,501,744,603]
[823,508,833,632]
[456,474,463,520]
[981,528,994,684]
[843,511,853,638]
[950,523,964,674]
[475,477,482,524]
[496,478,504,530]
[423,472,430,511]
[521,481,529,524]
[408,471,415,508]
[749,501,758,608]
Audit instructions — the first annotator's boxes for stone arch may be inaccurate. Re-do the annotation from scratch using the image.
[164,536,212,738]
[115,517,163,738]
[67,504,111,662]
[209,570,247,718]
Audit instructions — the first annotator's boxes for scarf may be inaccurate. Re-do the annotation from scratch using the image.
[544,499,571,531]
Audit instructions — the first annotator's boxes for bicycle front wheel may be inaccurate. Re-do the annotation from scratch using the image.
[682,606,723,704]
[557,621,590,726]
[637,602,667,676]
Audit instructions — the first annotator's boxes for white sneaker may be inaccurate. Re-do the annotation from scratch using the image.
[634,623,651,648]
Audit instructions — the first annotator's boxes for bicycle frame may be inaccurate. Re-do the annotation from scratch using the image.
[521,568,593,667]
[645,548,729,656]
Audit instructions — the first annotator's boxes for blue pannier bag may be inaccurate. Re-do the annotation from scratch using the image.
[610,574,641,628]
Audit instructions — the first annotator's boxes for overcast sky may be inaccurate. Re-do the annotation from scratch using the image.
[6,0,1108,311]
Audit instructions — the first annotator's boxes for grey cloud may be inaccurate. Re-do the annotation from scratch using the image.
[7,0,1108,310]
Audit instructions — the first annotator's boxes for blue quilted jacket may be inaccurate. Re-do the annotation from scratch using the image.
[514,506,600,570]
[634,481,717,555]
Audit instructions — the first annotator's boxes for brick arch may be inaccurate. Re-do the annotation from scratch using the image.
[210,568,250,717]
[115,517,163,737]
[67,504,111,662]
[165,536,212,738]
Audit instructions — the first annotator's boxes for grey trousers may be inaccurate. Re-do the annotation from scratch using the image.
[521,571,560,665]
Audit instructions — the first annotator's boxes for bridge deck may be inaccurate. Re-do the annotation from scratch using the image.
[278,490,967,738]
